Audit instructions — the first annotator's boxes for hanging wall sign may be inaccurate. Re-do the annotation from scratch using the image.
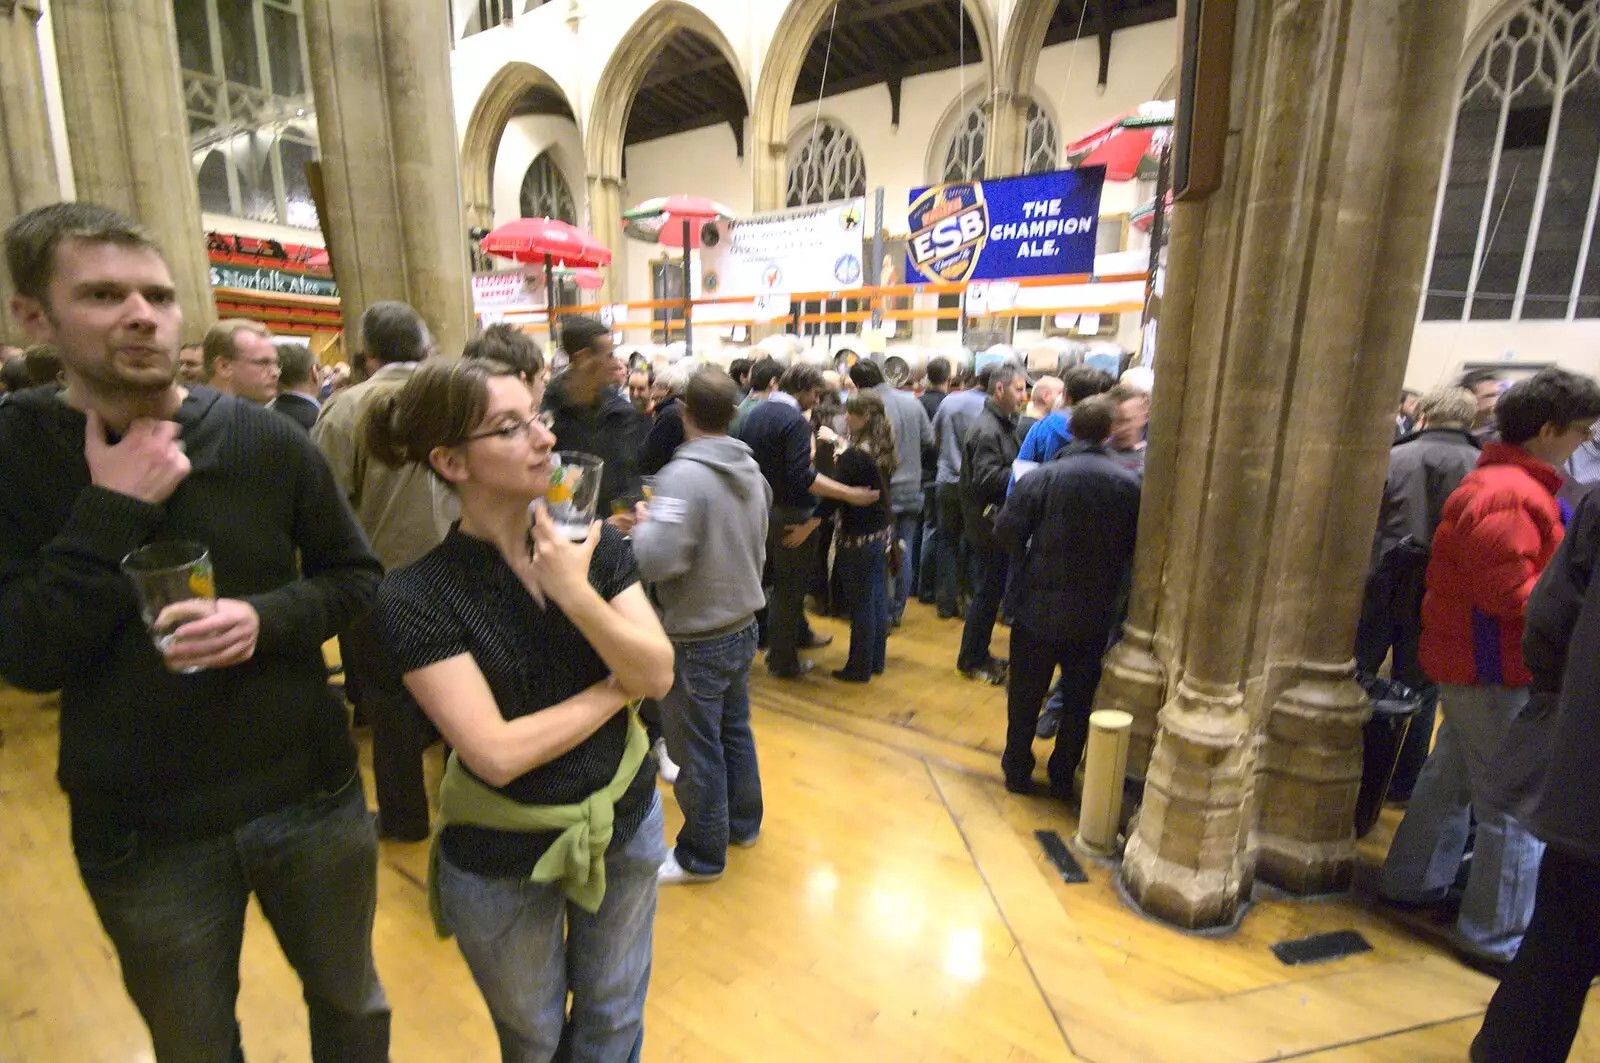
[700,199,866,298]
[904,168,1105,284]
[209,264,338,298]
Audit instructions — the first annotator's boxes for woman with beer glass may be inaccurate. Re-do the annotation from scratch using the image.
[365,357,674,1063]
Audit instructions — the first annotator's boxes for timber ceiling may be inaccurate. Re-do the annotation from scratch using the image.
[586,0,1179,151]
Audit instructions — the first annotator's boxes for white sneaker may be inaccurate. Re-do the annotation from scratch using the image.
[731,832,760,849]
[658,851,721,885]
[652,738,680,784]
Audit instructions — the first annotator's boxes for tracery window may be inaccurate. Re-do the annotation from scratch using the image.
[941,98,1060,182]
[519,153,577,224]
[1423,0,1600,321]
[786,120,867,208]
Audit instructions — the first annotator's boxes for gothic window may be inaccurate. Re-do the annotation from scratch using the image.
[519,153,577,223]
[1423,0,1600,322]
[1022,101,1060,175]
[942,98,1059,182]
[196,151,231,215]
[943,104,988,182]
[176,0,320,229]
[786,120,867,207]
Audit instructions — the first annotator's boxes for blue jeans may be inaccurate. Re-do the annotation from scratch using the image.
[661,624,763,875]
[438,795,667,1063]
[1381,684,1545,962]
[72,773,389,1063]
[836,540,890,679]
[958,545,1008,673]
[890,510,920,623]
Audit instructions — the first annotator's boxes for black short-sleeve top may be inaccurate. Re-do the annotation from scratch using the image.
[375,523,656,877]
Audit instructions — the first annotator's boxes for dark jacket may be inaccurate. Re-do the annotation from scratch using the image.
[268,391,320,433]
[639,395,686,477]
[544,375,645,514]
[1370,427,1481,571]
[994,441,1141,641]
[0,386,380,838]
[1506,493,1600,862]
[960,399,1020,551]
[736,395,817,514]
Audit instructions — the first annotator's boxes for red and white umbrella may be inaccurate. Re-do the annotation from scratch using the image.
[480,217,612,268]
[622,195,735,250]
[479,218,612,343]
[1065,100,1175,182]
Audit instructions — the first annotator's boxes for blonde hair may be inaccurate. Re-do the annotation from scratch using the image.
[1415,386,1476,430]
[201,318,271,377]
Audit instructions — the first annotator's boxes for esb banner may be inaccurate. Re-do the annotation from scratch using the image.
[700,199,865,298]
[905,168,1104,284]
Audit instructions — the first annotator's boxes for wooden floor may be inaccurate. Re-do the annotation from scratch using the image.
[4,601,1600,1061]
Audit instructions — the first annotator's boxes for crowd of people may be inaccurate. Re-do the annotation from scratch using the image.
[8,197,1600,1063]
[0,197,1164,1062]
[1364,366,1600,1062]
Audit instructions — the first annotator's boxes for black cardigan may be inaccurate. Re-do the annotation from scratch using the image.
[0,386,381,838]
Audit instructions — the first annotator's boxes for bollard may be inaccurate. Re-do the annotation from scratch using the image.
[1074,709,1133,856]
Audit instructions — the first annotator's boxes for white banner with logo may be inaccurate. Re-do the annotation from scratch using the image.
[473,270,543,310]
[699,199,866,299]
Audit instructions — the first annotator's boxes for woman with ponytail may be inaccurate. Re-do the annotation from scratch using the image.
[365,358,675,1063]
[831,390,899,683]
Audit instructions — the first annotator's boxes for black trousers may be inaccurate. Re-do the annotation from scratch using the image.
[1474,846,1600,1063]
[1001,624,1107,794]
[765,506,818,675]
[343,612,438,838]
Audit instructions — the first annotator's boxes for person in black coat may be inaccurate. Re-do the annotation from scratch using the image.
[542,318,646,532]
[267,342,323,433]
[956,364,1026,684]
[1354,385,1481,800]
[1472,492,1600,1063]
[993,396,1141,798]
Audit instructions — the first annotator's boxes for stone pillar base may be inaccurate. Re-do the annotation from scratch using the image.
[1253,667,1368,895]
[1093,623,1165,779]
[1121,678,1255,929]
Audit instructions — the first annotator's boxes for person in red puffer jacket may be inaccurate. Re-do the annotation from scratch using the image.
[1382,368,1600,973]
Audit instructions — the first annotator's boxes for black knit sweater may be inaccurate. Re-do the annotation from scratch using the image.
[0,385,381,838]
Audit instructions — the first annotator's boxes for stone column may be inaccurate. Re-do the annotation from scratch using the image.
[1252,0,1469,894]
[585,172,624,307]
[752,139,787,214]
[0,0,60,345]
[304,0,473,360]
[983,90,1027,180]
[50,0,215,341]
[1119,0,1470,929]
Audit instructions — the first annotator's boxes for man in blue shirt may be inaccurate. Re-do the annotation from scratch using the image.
[738,363,879,678]
[1016,365,1115,470]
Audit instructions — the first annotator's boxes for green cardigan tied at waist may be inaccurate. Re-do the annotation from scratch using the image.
[428,709,649,937]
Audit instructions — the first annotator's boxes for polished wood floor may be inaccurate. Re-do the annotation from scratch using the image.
[4,601,1599,1061]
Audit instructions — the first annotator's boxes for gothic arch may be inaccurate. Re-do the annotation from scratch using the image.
[750,0,997,209]
[460,62,576,232]
[998,0,1061,103]
[584,1,750,183]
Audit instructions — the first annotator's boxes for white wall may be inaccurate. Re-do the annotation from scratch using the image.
[492,114,588,226]
[1406,321,1600,391]
[621,122,753,309]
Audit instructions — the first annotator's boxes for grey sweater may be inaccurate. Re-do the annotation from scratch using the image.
[631,436,771,640]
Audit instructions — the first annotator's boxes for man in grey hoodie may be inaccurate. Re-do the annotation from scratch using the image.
[632,367,771,884]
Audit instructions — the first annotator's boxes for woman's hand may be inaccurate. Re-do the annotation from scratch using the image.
[519,505,601,609]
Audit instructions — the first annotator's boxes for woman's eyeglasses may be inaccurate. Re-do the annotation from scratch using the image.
[463,411,555,444]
